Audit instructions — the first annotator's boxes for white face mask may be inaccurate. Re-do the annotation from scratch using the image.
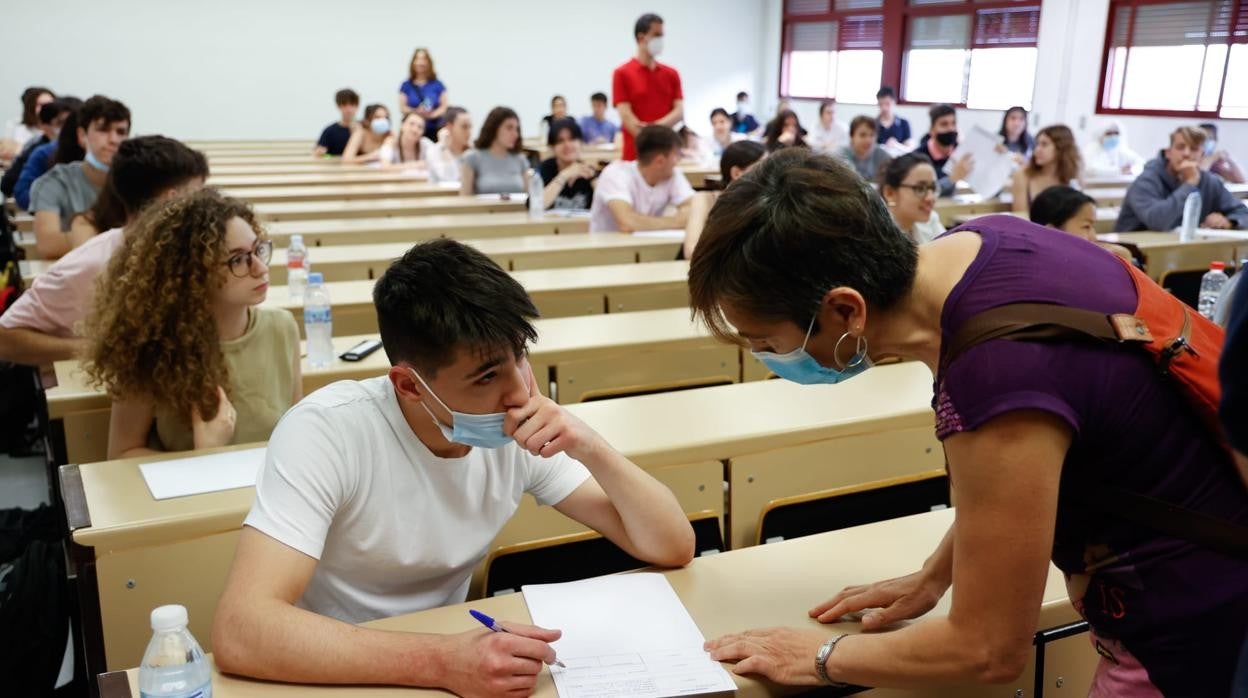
[646,36,664,57]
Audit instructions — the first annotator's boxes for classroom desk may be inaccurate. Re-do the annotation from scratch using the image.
[206,154,331,165]
[950,209,1119,234]
[252,194,525,221]
[206,163,408,176]
[96,509,1094,698]
[221,181,461,203]
[185,140,312,150]
[263,212,588,247]
[1098,231,1245,284]
[208,170,430,188]
[65,363,946,672]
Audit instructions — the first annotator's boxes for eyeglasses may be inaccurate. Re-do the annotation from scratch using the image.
[223,239,273,278]
[898,183,939,197]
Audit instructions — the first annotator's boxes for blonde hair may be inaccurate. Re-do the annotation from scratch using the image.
[1171,126,1206,150]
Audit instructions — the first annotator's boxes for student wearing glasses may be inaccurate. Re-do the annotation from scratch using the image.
[84,189,301,459]
[879,152,945,244]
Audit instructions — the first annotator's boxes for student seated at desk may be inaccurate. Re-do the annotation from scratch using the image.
[83,190,301,459]
[538,118,595,211]
[707,108,744,159]
[917,103,973,198]
[0,136,208,367]
[731,91,761,136]
[539,94,568,137]
[1009,125,1081,215]
[1028,186,1132,262]
[763,109,807,152]
[808,100,848,155]
[427,106,471,184]
[13,98,82,212]
[1,98,72,200]
[341,104,395,165]
[997,105,1033,163]
[874,86,912,153]
[690,148,1248,696]
[1200,122,1245,185]
[1115,126,1248,232]
[1,86,54,159]
[211,239,694,693]
[29,94,130,259]
[314,88,359,157]
[588,125,694,233]
[1083,119,1144,177]
[579,92,618,146]
[879,152,944,244]
[460,106,529,196]
[681,140,765,259]
[388,111,434,169]
[838,116,891,182]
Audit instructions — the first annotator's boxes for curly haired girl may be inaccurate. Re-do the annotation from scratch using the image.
[83,188,302,458]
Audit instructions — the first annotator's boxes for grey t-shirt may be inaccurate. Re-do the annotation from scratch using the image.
[462,149,528,194]
[29,161,100,231]
[837,145,892,183]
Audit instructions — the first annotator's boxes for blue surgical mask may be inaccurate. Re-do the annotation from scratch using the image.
[1203,139,1216,156]
[371,118,391,136]
[410,369,518,449]
[751,317,872,385]
[1102,135,1120,151]
[84,148,109,173]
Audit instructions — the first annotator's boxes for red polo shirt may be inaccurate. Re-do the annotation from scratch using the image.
[612,58,683,160]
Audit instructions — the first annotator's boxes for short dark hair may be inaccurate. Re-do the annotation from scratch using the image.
[475,106,523,152]
[719,140,766,185]
[998,106,1028,142]
[335,89,359,106]
[362,104,388,124]
[551,95,565,108]
[876,86,897,100]
[373,239,539,377]
[879,151,935,190]
[78,95,131,133]
[38,99,73,126]
[1029,186,1097,229]
[444,106,468,127]
[87,136,210,232]
[710,107,730,121]
[636,125,683,164]
[591,92,608,104]
[21,86,54,127]
[547,117,583,147]
[690,149,917,343]
[635,13,663,40]
[52,110,85,166]
[819,100,837,116]
[928,103,956,127]
[736,91,749,101]
[849,115,877,136]
[1199,122,1218,137]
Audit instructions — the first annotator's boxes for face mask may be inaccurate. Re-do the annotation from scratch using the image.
[646,37,664,57]
[1102,135,1120,151]
[1203,139,1216,156]
[84,147,109,173]
[410,369,517,449]
[738,101,751,115]
[751,317,872,386]
[935,131,958,147]
[371,118,391,136]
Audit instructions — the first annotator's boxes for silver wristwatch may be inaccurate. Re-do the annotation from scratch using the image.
[815,634,851,688]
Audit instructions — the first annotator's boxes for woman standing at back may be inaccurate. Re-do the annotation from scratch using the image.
[1010,125,1082,215]
[397,48,449,140]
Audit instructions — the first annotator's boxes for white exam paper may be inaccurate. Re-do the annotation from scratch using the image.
[523,574,736,698]
[138,447,266,500]
[630,229,686,240]
[948,124,1015,199]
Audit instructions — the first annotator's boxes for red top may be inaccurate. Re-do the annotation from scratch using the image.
[612,58,683,161]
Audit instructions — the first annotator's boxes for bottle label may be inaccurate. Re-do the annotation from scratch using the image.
[140,686,211,698]
[304,307,333,324]
[288,259,304,269]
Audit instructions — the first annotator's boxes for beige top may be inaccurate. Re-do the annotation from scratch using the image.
[152,307,300,452]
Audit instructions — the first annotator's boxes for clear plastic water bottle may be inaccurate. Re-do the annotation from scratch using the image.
[1198,261,1229,320]
[138,605,212,698]
[528,168,544,219]
[304,272,334,369]
[287,234,309,303]
[1180,190,1202,241]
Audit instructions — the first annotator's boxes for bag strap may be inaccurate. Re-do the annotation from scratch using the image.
[943,302,1248,560]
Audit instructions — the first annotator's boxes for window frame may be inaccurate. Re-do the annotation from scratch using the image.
[778,0,1043,108]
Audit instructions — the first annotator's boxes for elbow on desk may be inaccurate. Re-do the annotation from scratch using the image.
[964,640,1030,685]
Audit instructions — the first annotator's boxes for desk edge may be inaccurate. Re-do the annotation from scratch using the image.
[98,670,132,698]
[59,464,91,530]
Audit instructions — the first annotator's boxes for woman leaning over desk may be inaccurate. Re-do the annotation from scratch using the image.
[690,149,1248,696]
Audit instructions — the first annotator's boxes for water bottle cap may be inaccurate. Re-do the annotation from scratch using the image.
[150,604,188,631]
[308,272,324,284]
[1210,261,1225,271]
[291,234,303,244]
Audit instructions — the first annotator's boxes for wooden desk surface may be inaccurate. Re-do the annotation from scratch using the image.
[107,508,1081,698]
[262,212,588,246]
[207,154,330,165]
[209,170,430,188]
[186,140,312,149]
[222,181,460,203]
[252,194,525,221]
[206,163,406,176]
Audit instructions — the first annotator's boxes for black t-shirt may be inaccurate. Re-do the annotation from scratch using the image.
[317,123,352,156]
[538,158,594,210]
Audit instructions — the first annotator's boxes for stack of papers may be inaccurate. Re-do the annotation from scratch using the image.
[949,124,1016,199]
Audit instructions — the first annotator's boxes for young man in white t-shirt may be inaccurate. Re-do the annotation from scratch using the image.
[212,239,695,695]
[589,125,695,232]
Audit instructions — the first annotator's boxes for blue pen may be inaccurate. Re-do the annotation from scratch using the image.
[469,609,566,668]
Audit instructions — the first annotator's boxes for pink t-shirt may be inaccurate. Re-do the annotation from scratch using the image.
[588,160,694,233]
[1,227,125,337]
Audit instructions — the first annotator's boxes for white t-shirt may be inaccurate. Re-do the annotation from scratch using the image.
[910,210,946,245]
[809,121,849,155]
[244,376,591,624]
[589,160,696,232]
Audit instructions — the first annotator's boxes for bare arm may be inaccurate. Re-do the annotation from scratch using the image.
[107,397,163,460]
[68,214,97,248]
[397,93,413,116]
[682,192,714,259]
[340,130,381,165]
[0,326,84,365]
[606,199,689,233]
[33,211,71,260]
[616,103,643,137]
[1010,170,1029,215]
[654,100,684,129]
[459,162,475,196]
[429,90,449,120]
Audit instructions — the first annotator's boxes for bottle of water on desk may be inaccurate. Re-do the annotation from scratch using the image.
[528,168,544,219]
[138,605,212,698]
[1180,191,1202,242]
[287,234,309,303]
[1198,261,1229,320]
[305,272,334,369]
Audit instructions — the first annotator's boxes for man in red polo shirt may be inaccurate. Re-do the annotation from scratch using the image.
[612,13,684,161]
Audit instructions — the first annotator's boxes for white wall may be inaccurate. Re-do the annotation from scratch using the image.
[1,0,768,142]
[759,0,1247,162]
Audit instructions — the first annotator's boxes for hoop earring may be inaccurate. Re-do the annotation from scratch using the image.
[832,332,869,370]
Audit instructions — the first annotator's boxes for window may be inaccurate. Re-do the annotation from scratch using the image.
[780,0,1041,107]
[1099,0,1248,118]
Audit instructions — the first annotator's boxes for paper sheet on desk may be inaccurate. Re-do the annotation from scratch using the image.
[631,229,685,239]
[947,124,1015,199]
[523,574,736,697]
[138,447,266,500]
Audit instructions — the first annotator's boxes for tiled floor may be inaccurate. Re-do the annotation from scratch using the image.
[0,453,50,510]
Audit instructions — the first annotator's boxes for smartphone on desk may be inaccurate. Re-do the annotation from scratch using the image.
[340,338,383,362]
